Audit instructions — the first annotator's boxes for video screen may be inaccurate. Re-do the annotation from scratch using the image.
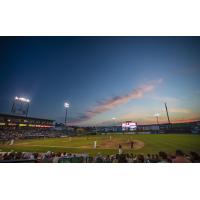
[122,121,137,131]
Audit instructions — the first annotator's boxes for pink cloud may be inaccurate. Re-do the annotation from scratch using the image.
[70,79,162,125]
[169,108,191,114]
[151,96,180,104]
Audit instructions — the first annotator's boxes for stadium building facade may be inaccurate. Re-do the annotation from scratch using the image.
[0,113,54,129]
[98,121,200,134]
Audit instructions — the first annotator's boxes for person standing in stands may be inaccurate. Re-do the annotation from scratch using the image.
[118,144,123,155]
[130,141,134,149]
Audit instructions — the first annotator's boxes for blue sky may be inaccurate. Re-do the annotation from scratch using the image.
[0,37,200,125]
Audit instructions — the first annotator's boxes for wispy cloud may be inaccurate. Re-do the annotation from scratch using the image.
[95,109,200,126]
[151,96,180,104]
[169,108,191,114]
[70,79,163,125]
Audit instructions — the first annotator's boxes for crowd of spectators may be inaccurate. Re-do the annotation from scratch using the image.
[0,129,61,142]
[0,150,199,163]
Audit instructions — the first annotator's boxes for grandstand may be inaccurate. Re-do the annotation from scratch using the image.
[0,113,56,141]
[0,113,54,129]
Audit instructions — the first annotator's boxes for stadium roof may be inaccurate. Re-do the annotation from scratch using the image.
[0,113,54,122]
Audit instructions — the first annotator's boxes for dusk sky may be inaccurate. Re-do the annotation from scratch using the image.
[0,37,200,126]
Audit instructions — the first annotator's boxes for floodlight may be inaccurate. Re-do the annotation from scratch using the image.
[154,113,160,126]
[64,102,69,108]
[154,113,160,117]
[12,96,30,117]
[64,102,70,127]
[15,96,30,103]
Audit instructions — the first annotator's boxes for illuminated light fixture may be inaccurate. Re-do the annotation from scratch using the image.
[29,124,36,127]
[0,123,5,126]
[112,117,117,132]
[19,124,26,126]
[64,101,70,127]
[15,96,30,103]
[154,113,160,126]
[64,102,69,108]
[40,125,52,128]
[36,125,41,127]
[27,124,53,128]
[8,123,17,126]
[154,113,160,117]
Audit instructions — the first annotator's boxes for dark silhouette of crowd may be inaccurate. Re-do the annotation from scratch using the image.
[0,150,199,163]
[0,129,61,142]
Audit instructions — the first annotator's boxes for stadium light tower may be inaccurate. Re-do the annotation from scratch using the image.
[11,96,31,117]
[154,113,160,125]
[64,102,69,126]
[112,117,117,132]
[164,102,171,125]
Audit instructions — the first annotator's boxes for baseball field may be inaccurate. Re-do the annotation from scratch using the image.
[1,133,200,156]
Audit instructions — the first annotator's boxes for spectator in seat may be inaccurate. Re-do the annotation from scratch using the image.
[150,154,157,163]
[190,152,200,163]
[145,154,151,163]
[137,154,145,163]
[172,150,191,163]
[105,155,111,163]
[113,154,119,163]
[158,151,169,163]
[95,153,103,163]
[52,153,60,163]
[118,154,127,163]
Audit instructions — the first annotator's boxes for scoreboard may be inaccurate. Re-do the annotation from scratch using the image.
[122,121,137,131]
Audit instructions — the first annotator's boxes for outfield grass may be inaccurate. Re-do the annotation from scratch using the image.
[0,134,200,156]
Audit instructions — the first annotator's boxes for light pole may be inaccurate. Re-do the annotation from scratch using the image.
[26,102,30,118]
[154,113,160,126]
[164,102,171,125]
[154,113,160,133]
[112,117,116,132]
[64,102,69,127]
